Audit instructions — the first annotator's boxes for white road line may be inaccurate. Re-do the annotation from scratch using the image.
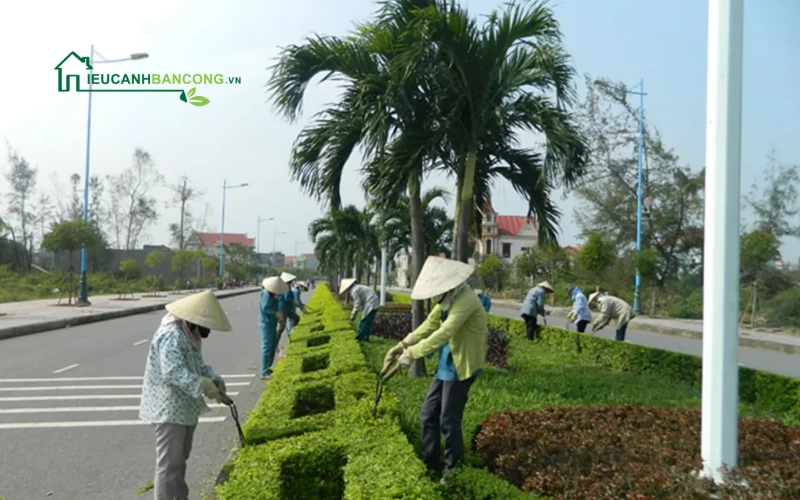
[0,417,226,429]
[0,374,255,383]
[0,391,240,402]
[0,404,228,414]
[0,382,251,392]
[52,364,80,374]
[132,339,149,346]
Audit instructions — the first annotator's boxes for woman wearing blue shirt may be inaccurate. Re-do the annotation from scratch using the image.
[260,276,289,380]
[566,285,592,333]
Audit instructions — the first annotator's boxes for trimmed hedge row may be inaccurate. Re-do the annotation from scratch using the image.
[215,285,441,500]
[485,311,800,418]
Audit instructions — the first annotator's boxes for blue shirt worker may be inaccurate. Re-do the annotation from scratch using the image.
[259,276,289,380]
[566,285,593,333]
[139,290,233,500]
[278,272,303,335]
[383,257,488,485]
[340,278,380,341]
[520,281,554,341]
[474,289,492,313]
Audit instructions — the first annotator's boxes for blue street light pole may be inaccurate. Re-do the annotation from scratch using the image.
[78,45,149,305]
[601,78,647,315]
[219,180,249,278]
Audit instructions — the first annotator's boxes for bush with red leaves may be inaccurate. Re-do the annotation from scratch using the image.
[370,312,510,369]
[475,405,800,499]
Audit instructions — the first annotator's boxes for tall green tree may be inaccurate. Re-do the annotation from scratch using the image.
[5,143,38,268]
[745,148,799,239]
[409,0,588,261]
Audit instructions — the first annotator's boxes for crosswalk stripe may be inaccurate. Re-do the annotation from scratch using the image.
[0,417,226,429]
[0,391,240,402]
[0,404,228,414]
[0,382,251,392]
[0,374,255,383]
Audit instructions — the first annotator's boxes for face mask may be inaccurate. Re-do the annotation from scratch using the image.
[188,322,211,338]
[436,292,454,312]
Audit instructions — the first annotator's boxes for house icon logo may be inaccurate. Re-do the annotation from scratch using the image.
[54,51,212,106]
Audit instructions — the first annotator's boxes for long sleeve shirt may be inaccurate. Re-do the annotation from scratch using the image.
[139,322,219,426]
[292,286,305,312]
[571,290,592,323]
[350,284,380,318]
[259,291,279,327]
[521,287,547,317]
[592,295,634,331]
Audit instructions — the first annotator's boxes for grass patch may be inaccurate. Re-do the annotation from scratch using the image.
[301,353,330,373]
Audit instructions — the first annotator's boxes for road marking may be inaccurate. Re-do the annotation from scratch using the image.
[0,417,226,429]
[53,364,80,374]
[0,391,240,402]
[132,339,149,346]
[0,382,250,392]
[0,374,255,383]
[0,404,227,414]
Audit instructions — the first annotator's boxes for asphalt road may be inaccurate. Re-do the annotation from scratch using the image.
[0,291,274,500]
[492,306,800,379]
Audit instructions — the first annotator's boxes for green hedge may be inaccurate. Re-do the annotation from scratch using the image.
[486,308,800,418]
[215,284,441,500]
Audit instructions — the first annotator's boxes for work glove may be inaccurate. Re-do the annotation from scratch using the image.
[276,312,285,322]
[213,377,227,395]
[567,310,577,322]
[397,350,414,370]
[202,377,220,400]
[349,310,357,321]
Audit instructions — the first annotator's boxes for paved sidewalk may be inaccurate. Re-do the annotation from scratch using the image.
[0,287,261,341]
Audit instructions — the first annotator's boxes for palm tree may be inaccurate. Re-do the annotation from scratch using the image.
[401,0,589,261]
[308,206,366,286]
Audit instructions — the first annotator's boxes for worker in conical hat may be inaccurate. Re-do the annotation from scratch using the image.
[340,278,380,341]
[382,256,488,485]
[138,289,233,500]
[520,281,554,341]
[260,276,290,379]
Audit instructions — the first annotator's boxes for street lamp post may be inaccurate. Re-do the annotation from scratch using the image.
[294,240,305,257]
[257,216,274,254]
[701,0,743,482]
[78,45,149,305]
[273,231,287,268]
[599,78,647,315]
[219,179,249,278]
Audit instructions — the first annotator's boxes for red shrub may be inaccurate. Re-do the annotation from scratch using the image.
[475,405,800,499]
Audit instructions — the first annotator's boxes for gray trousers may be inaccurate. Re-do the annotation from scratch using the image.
[153,423,196,500]
[419,376,476,472]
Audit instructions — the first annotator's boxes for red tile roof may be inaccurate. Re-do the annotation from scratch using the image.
[285,256,296,264]
[195,232,255,247]
[480,197,538,236]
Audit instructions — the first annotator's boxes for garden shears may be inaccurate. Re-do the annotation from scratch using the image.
[372,359,401,418]
[226,399,245,448]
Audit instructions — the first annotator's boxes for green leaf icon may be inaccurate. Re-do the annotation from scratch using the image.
[189,95,210,107]
[188,87,196,98]
[179,91,187,103]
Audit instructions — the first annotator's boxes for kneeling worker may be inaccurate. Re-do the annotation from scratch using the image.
[383,256,488,484]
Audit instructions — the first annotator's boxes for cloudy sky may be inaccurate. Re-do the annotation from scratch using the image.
[0,0,798,262]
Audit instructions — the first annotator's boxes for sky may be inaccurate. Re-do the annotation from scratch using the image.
[0,0,798,262]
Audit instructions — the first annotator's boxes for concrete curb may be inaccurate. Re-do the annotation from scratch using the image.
[0,288,261,342]
[490,298,800,355]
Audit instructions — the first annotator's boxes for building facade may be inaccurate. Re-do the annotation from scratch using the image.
[284,253,319,271]
[476,199,538,262]
[185,232,255,256]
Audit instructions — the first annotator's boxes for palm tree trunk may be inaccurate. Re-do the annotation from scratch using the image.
[452,179,463,261]
[454,151,477,263]
[408,173,426,378]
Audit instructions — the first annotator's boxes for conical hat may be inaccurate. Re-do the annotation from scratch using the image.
[165,290,232,332]
[474,289,484,295]
[280,272,297,283]
[296,281,308,290]
[339,278,356,295]
[588,291,601,306]
[537,281,555,293]
[262,276,289,295]
[411,256,475,300]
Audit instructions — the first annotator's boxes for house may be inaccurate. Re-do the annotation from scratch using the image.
[185,232,255,257]
[55,51,92,92]
[285,253,319,271]
[476,199,538,262]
